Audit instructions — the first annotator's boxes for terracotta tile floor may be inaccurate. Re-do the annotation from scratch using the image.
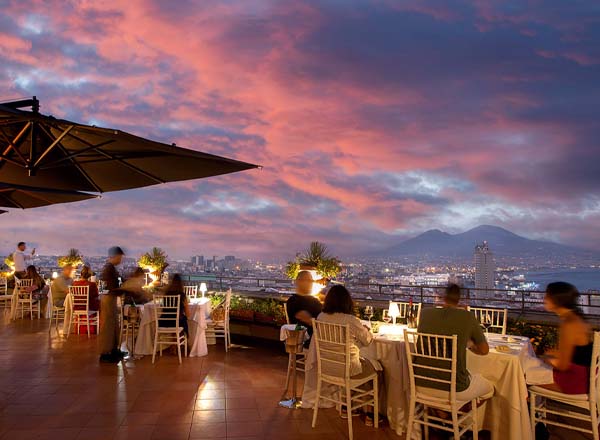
[0,315,402,440]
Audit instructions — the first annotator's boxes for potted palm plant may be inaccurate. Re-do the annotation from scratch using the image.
[57,248,84,268]
[138,247,169,285]
[285,241,341,280]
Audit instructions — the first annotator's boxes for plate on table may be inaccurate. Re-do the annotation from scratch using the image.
[494,345,516,354]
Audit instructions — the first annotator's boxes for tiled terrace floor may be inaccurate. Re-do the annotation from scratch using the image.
[0,314,589,440]
[0,315,401,440]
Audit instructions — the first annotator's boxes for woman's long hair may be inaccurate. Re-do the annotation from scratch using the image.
[322,284,354,315]
[546,281,583,316]
[166,273,184,295]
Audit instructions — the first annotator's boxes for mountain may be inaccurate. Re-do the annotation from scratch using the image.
[380,225,595,260]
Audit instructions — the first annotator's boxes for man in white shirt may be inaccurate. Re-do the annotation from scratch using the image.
[13,242,35,278]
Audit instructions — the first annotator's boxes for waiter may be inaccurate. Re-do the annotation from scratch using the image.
[99,246,127,363]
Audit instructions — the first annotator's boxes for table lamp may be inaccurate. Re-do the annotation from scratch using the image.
[52,271,58,279]
[200,282,207,298]
[388,302,400,325]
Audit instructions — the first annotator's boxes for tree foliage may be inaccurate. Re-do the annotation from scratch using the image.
[285,241,341,279]
[57,248,84,267]
[138,247,169,274]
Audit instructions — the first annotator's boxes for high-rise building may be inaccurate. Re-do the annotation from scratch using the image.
[474,241,495,291]
[191,255,204,266]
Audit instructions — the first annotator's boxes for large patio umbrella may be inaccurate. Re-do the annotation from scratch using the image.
[0,183,97,209]
[0,97,259,192]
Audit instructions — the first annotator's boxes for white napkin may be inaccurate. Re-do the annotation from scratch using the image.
[280,324,309,342]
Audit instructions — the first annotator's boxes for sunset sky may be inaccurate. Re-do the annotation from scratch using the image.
[0,0,599,260]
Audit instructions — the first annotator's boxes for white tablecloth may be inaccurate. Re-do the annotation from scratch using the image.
[133,298,211,357]
[303,327,542,440]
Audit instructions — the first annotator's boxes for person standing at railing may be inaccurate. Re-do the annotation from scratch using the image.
[538,282,593,394]
[13,241,35,279]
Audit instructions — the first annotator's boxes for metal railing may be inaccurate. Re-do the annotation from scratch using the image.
[180,274,600,318]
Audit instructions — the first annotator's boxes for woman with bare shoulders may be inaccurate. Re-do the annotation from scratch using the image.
[540,282,593,394]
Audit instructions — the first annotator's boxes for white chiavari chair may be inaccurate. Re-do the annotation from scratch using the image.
[529,331,600,440]
[0,276,11,312]
[311,319,378,440]
[15,278,39,320]
[152,294,187,364]
[68,285,99,337]
[205,289,231,352]
[468,307,507,335]
[183,285,198,300]
[48,283,66,334]
[404,330,493,440]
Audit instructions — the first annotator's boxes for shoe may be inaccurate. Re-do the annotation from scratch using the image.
[99,353,121,363]
[112,349,128,358]
[364,413,374,427]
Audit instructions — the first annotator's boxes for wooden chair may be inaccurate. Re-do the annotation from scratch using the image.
[48,283,66,334]
[468,307,507,334]
[183,285,198,300]
[205,289,231,352]
[0,276,11,312]
[311,319,379,440]
[529,331,600,439]
[386,301,422,325]
[152,294,187,364]
[68,285,99,337]
[404,330,493,440]
[15,279,39,320]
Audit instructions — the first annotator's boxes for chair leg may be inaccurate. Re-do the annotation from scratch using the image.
[346,386,353,440]
[529,391,537,439]
[87,317,91,338]
[406,398,415,440]
[472,399,479,440]
[311,379,321,428]
[423,405,429,440]
[452,408,460,440]
[152,333,158,364]
[184,335,188,357]
[373,376,379,429]
[177,334,182,364]
[591,403,599,440]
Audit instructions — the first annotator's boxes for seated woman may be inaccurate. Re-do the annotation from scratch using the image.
[72,266,100,311]
[160,274,191,335]
[540,282,593,394]
[316,285,376,424]
[23,265,49,301]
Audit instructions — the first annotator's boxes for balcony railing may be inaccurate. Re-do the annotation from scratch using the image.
[180,274,600,319]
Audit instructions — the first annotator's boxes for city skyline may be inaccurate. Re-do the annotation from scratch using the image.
[0,1,599,258]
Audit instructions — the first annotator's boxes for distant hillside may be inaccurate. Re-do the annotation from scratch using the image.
[380,225,595,260]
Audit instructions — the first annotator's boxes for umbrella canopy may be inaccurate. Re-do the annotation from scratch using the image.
[0,98,259,192]
[0,183,97,209]
[0,210,6,214]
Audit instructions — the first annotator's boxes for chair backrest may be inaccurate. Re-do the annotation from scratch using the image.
[0,276,7,294]
[589,331,600,403]
[153,294,181,327]
[404,330,458,405]
[183,285,198,300]
[69,285,90,310]
[469,307,507,334]
[312,319,352,382]
[16,278,34,288]
[224,289,231,321]
[383,301,422,322]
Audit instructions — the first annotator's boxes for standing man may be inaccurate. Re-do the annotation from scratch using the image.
[13,242,35,279]
[99,246,126,363]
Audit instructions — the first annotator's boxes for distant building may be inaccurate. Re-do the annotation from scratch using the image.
[191,255,204,266]
[474,241,495,291]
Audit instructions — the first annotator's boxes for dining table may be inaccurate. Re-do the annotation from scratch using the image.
[131,297,212,357]
[303,323,549,440]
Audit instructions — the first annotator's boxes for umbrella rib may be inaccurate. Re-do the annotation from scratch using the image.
[32,125,74,168]
[64,130,165,184]
[0,122,31,167]
[38,139,115,168]
[36,124,103,193]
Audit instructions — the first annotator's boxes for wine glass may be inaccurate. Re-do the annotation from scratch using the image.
[482,313,492,334]
[382,312,392,325]
[364,306,374,323]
